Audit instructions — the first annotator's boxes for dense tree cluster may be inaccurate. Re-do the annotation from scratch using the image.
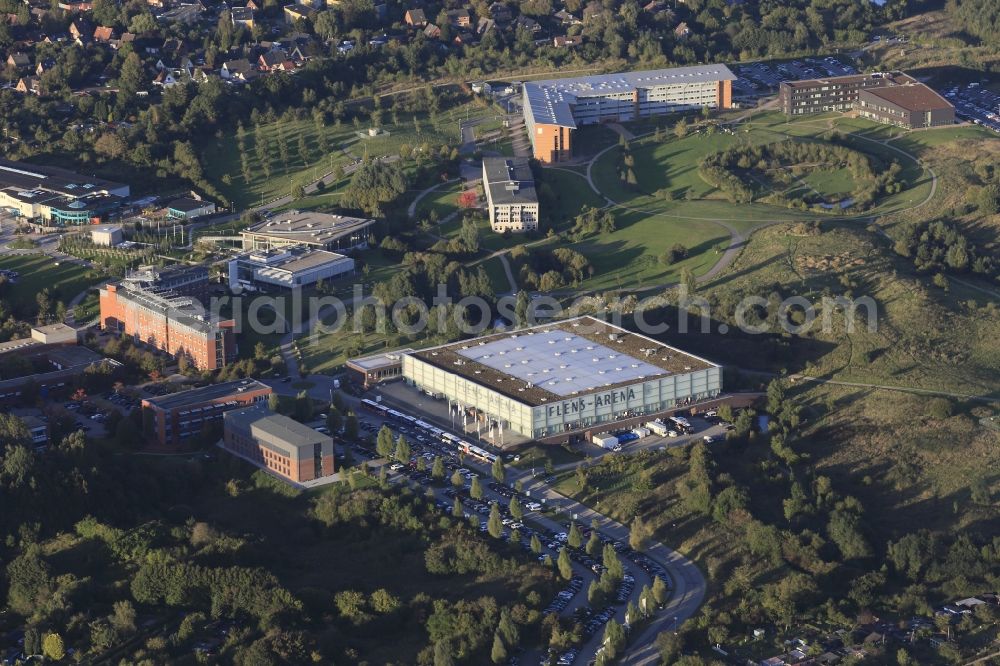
[894,219,997,278]
[510,244,593,292]
[700,138,900,210]
[568,206,616,240]
[341,159,409,216]
[950,0,1000,46]
[0,418,554,663]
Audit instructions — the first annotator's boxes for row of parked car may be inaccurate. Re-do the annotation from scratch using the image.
[104,390,141,410]
[544,575,584,614]
[488,481,544,511]
[579,605,619,639]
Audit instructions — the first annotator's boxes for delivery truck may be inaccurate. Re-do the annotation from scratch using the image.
[646,420,670,436]
[592,434,619,449]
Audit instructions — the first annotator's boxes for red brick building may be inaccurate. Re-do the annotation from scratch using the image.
[99,281,234,371]
[223,404,334,483]
[142,379,272,448]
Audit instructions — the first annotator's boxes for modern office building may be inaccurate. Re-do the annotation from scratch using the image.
[856,84,955,129]
[99,280,235,371]
[142,378,272,448]
[346,348,413,388]
[0,159,129,224]
[779,71,916,115]
[402,316,722,440]
[228,246,355,290]
[222,404,335,484]
[241,212,375,252]
[522,65,736,163]
[481,157,540,233]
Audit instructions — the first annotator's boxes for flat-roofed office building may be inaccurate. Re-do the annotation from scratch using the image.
[228,246,355,290]
[241,212,375,252]
[223,404,335,483]
[99,281,234,371]
[522,65,736,163]
[481,157,539,232]
[142,379,272,448]
[779,71,917,115]
[402,316,722,440]
[0,159,129,224]
[346,348,413,388]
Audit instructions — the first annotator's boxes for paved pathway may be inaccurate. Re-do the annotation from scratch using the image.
[407,178,461,219]
[789,375,999,403]
[496,253,517,295]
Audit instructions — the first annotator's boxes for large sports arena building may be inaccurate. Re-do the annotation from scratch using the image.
[401,317,721,440]
[522,64,736,163]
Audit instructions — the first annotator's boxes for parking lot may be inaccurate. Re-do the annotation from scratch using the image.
[732,56,858,98]
[940,82,1000,133]
[332,403,680,666]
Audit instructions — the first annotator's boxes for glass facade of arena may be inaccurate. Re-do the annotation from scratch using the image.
[402,355,722,439]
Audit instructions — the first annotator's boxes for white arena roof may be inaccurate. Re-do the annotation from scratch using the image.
[410,316,718,406]
[455,329,667,397]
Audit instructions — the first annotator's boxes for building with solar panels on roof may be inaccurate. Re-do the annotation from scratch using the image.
[521,65,737,163]
[401,316,722,441]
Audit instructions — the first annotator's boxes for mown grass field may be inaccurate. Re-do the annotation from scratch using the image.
[567,209,730,292]
[414,180,467,222]
[0,254,106,320]
[547,112,988,294]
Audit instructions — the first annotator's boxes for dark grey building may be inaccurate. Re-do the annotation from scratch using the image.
[857,84,955,129]
[779,72,916,116]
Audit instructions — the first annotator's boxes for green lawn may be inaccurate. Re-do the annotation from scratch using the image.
[540,168,606,225]
[590,112,938,221]
[480,256,512,294]
[535,111,969,294]
[75,291,101,323]
[0,254,106,320]
[797,166,857,199]
[509,443,585,471]
[299,323,393,374]
[415,180,466,222]
[571,124,619,158]
[203,98,503,209]
[887,124,998,151]
[567,209,731,292]
[271,180,350,214]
